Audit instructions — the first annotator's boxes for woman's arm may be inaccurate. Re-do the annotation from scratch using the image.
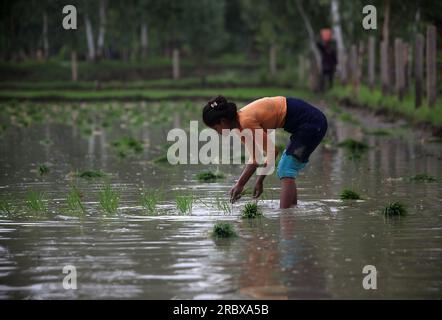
[230,163,258,203]
[230,148,279,202]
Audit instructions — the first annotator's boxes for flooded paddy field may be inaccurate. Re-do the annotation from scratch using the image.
[0,101,441,299]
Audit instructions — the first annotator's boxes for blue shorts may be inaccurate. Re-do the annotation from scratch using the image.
[277,97,328,179]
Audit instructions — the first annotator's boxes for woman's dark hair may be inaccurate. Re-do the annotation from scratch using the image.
[202,96,237,127]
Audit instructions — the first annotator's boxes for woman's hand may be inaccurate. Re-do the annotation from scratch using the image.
[253,179,264,199]
[229,183,244,203]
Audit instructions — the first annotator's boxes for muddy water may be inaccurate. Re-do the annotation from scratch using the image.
[0,102,441,299]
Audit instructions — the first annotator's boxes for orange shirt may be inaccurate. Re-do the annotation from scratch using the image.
[237,96,287,130]
[236,96,287,164]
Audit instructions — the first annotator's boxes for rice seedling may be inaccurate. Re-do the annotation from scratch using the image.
[214,196,232,214]
[363,128,391,136]
[0,198,14,214]
[212,222,237,238]
[67,186,85,214]
[112,137,143,158]
[25,191,47,213]
[409,173,436,182]
[382,202,407,217]
[76,170,106,179]
[152,154,169,164]
[39,138,53,146]
[340,189,362,200]
[337,139,369,153]
[38,164,50,176]
[176,195,193,215]
[196,170,224,182]
[99,185,119,214]
[140,189,162,214]
[337,138,369,159]
[241,202,262,219]
[339,112,360,125]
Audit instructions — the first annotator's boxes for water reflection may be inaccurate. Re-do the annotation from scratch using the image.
[0,102,441,299]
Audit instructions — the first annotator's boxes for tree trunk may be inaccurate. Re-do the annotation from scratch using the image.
[269,43,277,77]
[96,0,107,59]
[426,25,437,107]
[381,0,391,94]
[414,34,424,108]
[394,38,405,101]
[42,11,49,59]
[294,0,321,73]
[380,40,390,94]
[71,51,78,82]
[172,48,180,80]
[382,0,390,44]
[298,55,306,85]
[330,0,346,82]
[368,36,376,91]
[140,23,149,60]
[350,44,359,96]
[84,14,96,61]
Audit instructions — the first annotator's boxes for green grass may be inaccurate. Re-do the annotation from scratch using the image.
[67,186,86,214]
[176,195,194,215]
[409,173,436,182]
[241,202,262,219]
[140,189,162,214]
[328,84,442,127]
[340,189,361,200]
[383,202,407,217]
[99,185,120,214]
[112,137,143,158]
[38,164,50,176]
[25,191,47,213]
[196,170,224,182]
[0,87,306,102]
[76,170,106,179]
[212,222,237,238]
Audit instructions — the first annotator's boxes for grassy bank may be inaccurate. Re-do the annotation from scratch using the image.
[327,85,442,128]
[0,87,307,102]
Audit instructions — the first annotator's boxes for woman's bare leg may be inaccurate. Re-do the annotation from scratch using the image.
[292,179,298,205]
[280,178,297,208]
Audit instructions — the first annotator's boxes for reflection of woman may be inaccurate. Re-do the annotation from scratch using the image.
[202,96,327,208]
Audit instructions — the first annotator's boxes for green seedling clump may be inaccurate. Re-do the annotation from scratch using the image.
[212,222,237,238]
[25,191,47,213]
[383,202,407,217]
[140,189,162,214]
[340,189,361,200]
[365,128,391,136]
[337,139,369,153]
[76,170,106,179]
[38,164,50,176]
[99,185,119,214]
[112,137,143,158]
[0,198,14,214]
[67,186,85,214]
[241,202,262,219]
[196,170,224,182]
[409,173,436,182]
[176,195,193,215]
